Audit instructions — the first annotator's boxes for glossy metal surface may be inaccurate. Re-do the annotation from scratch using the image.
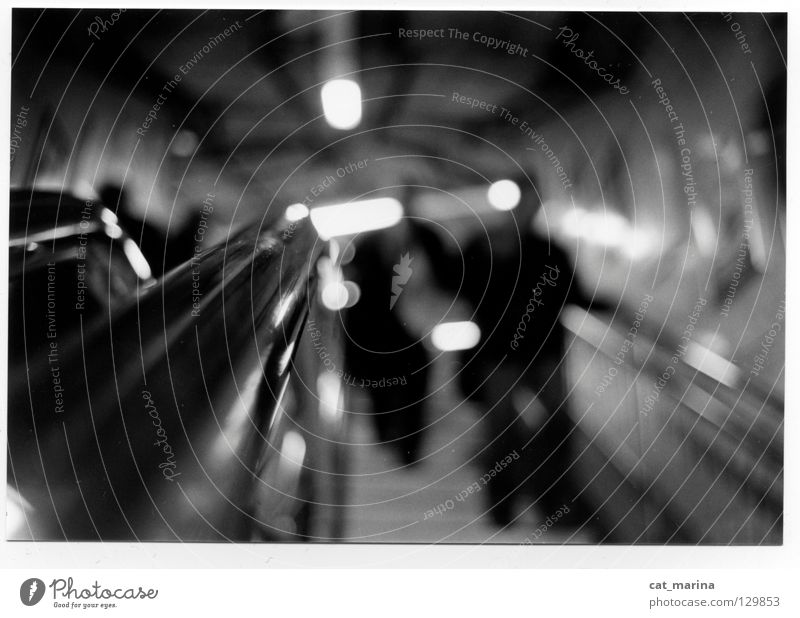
[8,193,327,541]
[562,306,782,544]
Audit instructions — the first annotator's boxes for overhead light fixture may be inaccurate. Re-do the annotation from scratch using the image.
[309,197,403,240]
[321,79,362,130]
[487,179,521,211]
[285,203,310,222]
[431,321,481,351]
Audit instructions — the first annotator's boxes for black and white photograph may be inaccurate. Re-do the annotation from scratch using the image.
[1,2,794,614]
[6,6,787,544]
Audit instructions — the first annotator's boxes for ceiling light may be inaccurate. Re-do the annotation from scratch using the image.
[487,179,521,211]
[321,79,362,130]
[309,197,403,240]
[431,321,481,351]
[285,203,309,222]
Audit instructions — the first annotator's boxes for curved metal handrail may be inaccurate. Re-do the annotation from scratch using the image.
[561,305,782,543]
[8,203,325,541]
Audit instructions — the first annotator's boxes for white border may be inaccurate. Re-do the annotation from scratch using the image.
[0,0,796,578]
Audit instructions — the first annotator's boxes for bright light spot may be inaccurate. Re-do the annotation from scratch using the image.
[278,430,307,475]
[310,197,403,240]
[431,321,481,351]
[321,281,349,310]
[684,341,740,388]
[691,208,717,257]
[343,281,361,308]
[6,487,32,539]
[72,180,97,201]
[277,341,296,376]
[560,207,658,260]
[211,366,262,461]
[487,179,521,211]
[586,210,628,247]
[317,373,342,423]
[621,228,658,260]
[266,378,290,434]
[122,238,153,280]
[170,130,199,157]
[560,207,586,238]
[748,209,767,273]
[316,255,334,277]
[99,208,118,225]
[273,291,297,326]
[321,79,362,130]
[285,203,309,222]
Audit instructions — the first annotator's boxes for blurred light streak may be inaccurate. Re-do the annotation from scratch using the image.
[431,321,481,351]
[561,206,657,259]
[317,373,343,424]
[122,238,153,280]
[684,341,740,388]
[273,291,297,326]
[6,487,32,539]
[691,208,717,258]
[309,197,403,240]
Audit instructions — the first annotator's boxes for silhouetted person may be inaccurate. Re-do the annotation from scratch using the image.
[343,226,430,466]
[456,179,603,526]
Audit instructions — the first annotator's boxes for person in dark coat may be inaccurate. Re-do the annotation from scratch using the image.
[450,177,604,526]
[343,225,431,466]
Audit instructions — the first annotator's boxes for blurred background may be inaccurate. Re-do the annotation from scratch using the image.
[9,10,785,544]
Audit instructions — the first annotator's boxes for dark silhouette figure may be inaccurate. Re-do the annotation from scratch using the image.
[343,229,430,466]
[434,178,604,526]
